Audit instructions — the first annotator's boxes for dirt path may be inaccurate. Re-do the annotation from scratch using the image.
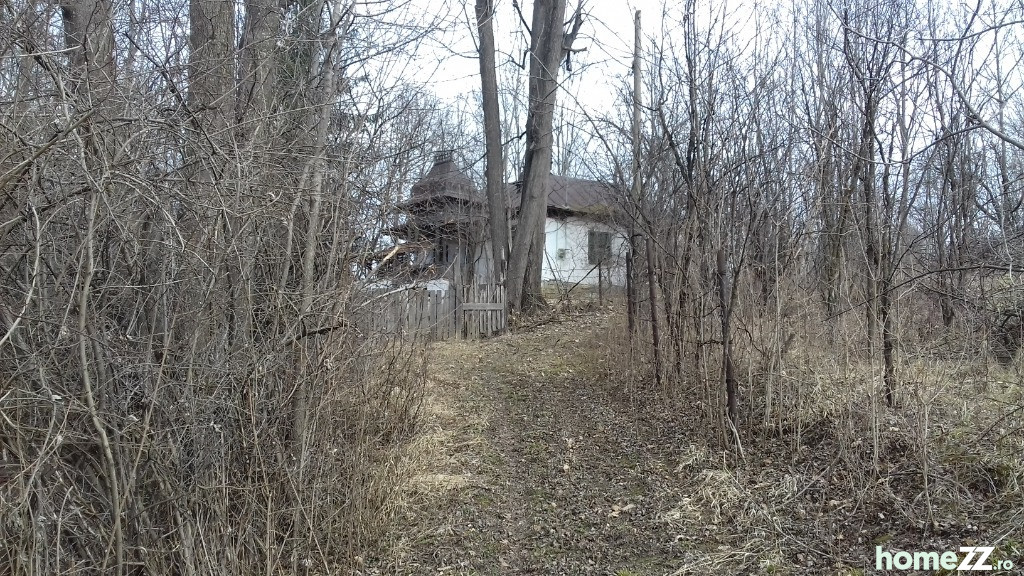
[360,310,1024,576]
[368,312,718,575]
[366,311,936,575]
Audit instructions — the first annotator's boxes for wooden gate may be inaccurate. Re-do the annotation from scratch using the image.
[457,284,507,339]
[360,287,454,341]
[364,283,506,341]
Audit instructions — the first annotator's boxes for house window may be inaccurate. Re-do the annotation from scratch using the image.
[588,230,612,265]
[434,241,456,264]
[434,241,449,264]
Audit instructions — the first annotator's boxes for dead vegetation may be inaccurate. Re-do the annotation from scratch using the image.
[0,1,437,573]
[375,309,1023,575]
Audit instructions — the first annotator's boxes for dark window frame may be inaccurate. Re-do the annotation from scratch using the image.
[588,229,612,265]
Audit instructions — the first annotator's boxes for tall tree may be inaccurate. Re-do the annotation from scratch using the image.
[60,3,122,571]
[189,0,235,142]
[506,0,583,312]
[476,0,508,284]
[61,0,115,100]
[840,0,917,408]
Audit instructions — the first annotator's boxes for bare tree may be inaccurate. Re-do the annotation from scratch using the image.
[506,0,583,313]
[0,1,442,573]
[476,0,509,284]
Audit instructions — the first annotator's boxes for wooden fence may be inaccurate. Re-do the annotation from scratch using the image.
[358,283,506,341]
[460,283,507,340]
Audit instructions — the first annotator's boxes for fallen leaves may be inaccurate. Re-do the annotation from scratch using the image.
[608,502,637,518]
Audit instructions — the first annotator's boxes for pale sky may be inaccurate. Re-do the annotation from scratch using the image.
[405,0,694,109]
[383,0,769,179]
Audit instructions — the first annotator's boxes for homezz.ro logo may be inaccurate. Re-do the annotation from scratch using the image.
[876,545,1015,571]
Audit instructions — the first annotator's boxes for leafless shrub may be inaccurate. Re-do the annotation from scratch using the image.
[589,0,1024,549]
[0,0,442,573]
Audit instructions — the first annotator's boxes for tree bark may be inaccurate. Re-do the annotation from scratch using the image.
[506,0,568,313]
[717,248,738,427]
[627,10,642,338]
[61,0,115,99]
[237,0,281,125]
[475,0,508,287]
[61,2,123,572]
[190,0,235,137]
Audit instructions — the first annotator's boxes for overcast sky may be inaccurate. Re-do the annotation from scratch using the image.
[405,0,691,108]
[375,0,773,179]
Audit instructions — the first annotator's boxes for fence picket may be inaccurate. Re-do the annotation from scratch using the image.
[360,283,505,342]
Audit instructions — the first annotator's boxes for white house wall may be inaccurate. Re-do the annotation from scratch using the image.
[542,216,627,286]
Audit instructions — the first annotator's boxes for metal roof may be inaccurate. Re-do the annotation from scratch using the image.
[402,151,620,217]
[544,175,619,215]
[407,151,481,204]
[507,175,620,216]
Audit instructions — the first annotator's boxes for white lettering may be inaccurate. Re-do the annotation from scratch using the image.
[973,546,994,570]
[940,551,960,570]
[893,551,913,570]
[959,546,979,571]
[913,551,941,570]
[875,545,1005,571]
[876,545,892,570]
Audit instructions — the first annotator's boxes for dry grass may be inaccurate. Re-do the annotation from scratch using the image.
[573,306,1023,572]
[366,308,1024,574]
[369,340,497,573]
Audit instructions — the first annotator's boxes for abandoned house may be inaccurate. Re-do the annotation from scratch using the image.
[381,151,627,290]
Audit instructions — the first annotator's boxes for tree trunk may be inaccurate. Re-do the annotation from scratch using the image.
[61,0,115,100]
[506,0,568,313]
[190,0,235,137]
[717,248,738,427]
[237,0,281,125]
[61,2,123,572]
[647,237,663,388]
[881,279,896,407]
[627,10,642,338]
[475,0,508,286]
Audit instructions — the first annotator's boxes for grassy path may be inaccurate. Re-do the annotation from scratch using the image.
[369,312,708,575]
[364,311,1022,575]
